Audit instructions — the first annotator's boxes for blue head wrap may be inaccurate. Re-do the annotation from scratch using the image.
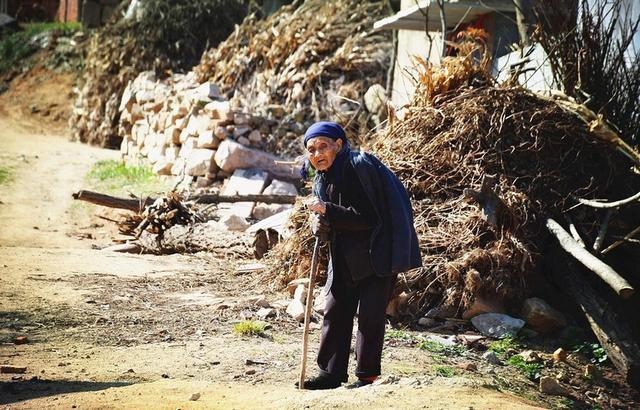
[303,121,346,146]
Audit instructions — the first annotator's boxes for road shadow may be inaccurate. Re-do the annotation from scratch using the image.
[0,378,132,405]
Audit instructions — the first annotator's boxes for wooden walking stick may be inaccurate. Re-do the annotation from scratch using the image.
[299,227,329,389]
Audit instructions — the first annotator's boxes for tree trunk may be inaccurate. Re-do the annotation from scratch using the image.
[547,246,640,387]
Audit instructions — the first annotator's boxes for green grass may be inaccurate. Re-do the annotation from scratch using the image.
[384,329,416,342]
[572,341,608,364]
[0,22,82,74]
[0,166,12,185]
[233,320,266,337]
[488,336,519,356]
[417,339,466,357]
[433,365,455,378]
[86,160,172,196]
[506,354,544,381]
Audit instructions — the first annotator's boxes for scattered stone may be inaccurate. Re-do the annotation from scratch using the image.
[520,350,542,363]
[218,214,250,232]
[286,299,305,322]
[293,284,307,304]
[313,292,326,315]
[482,351,501,365]
[257,308,276,319]
[363,83,387,113]
[555,370,570,382]
[237,136,251,146]
[520,297,566,334]
[457,334,484,346]
[287,278,310,296]
[425,305,457,319]
[245,369,256,375]
[373,374,399,385]
[539,376,570,396]
[470,313,525,339]
[13,336,28,345]
[0,366,27,374]
[245,358,267,365]
[254,297,271,308]
[418,317,437,327]
[553,348,568,363]
[189,392,201,401]
[456,362,478,371]
[248,130,262,143]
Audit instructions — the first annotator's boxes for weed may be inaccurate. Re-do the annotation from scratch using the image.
[233,320,266,337]
[488,336,519,355]
[433,365,455,377]
[86,160,172,196]
[557,398,574,409]
[384,329,415,342]
[507,354,543,381]
[417,339,466,357]
[572,342,608,364]
[0,166,12,185]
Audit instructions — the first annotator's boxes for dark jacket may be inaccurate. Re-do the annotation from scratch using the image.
[313,149,422,285]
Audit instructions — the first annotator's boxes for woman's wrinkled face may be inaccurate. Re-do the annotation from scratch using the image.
[305,136,343,171]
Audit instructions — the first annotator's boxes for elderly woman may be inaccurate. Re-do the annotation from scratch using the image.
[300,121,422,389]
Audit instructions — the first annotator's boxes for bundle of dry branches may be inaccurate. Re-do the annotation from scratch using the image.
[195,0,393,156]
[267,49,638,317]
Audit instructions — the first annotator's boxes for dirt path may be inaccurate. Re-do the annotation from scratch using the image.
[0,114,545,409]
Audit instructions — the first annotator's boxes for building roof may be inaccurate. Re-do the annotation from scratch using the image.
[373,0,515,31]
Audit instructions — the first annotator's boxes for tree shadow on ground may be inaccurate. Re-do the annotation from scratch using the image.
[0,378,132,405]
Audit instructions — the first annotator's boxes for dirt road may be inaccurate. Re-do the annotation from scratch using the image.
[0,114,544,409]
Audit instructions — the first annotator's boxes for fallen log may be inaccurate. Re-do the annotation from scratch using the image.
[137,223,252,256]
[546,218,634,299]
[72,190,298,211]
[547,245,640,387]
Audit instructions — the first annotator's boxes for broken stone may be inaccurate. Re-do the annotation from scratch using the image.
[456,362,477,371]
[553,348,568,363]
[189,392,201,401]
[165,146,180,162]
[164,126,181,144]
[255,297,271,308]
[286,299,305,322]
[294,284,307,304]
[257,308,276,319]
[539,376,570,396]
[482,351,501,365]
[418,317,437,327]
[152,159,172,176]
[186,113,214,137]
[218,214,250,232]
[520,297,566,334]
[237,136,251,146]
[185,148,216,176]
[471,313,525,339]
[287,278,310,296]
[252,203,293,220]
[245,369,256,375]
[425,305,457,319]
[198,129,220,149]
[204,100,233,121]
[214,140,296,179]
[520,350,542,363]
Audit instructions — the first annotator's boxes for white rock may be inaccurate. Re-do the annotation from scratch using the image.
[252,203,292,220]
[170,157,186,175]
[287,278,310,296]
[263,180,298,196]
[204,100,232,120]
[152,159,173,175]
[286,299,305,322]
[147,146,166,164]
[165,146,180,162]
[234,112,250,125]
[188,82,220,104]
[214,140,297,179]
[185,148,216,176]
[186,113,213,137]
[471,313,525,339]
[257,307,276,319]
[164,126,180,145]
[293,284,307,304]
[119,82,135,112]
[198,129,220,149]
[214,125,228,140]
[218,214,250,231]
[313,292,326,315]
[178,127,191,144]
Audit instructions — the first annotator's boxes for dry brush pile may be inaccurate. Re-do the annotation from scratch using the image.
[267,52,639,317]
[195,0,393,156]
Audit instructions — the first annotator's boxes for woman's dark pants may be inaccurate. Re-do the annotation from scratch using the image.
[317,273,397,381]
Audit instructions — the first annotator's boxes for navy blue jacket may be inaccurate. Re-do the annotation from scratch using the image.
[313,150,422,283]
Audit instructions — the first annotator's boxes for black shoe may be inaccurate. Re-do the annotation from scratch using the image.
[346,379,374,389]
[295,375,342,390]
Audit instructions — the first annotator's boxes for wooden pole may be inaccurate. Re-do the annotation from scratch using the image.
[546,218,634,299]
[299,237,320,390]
